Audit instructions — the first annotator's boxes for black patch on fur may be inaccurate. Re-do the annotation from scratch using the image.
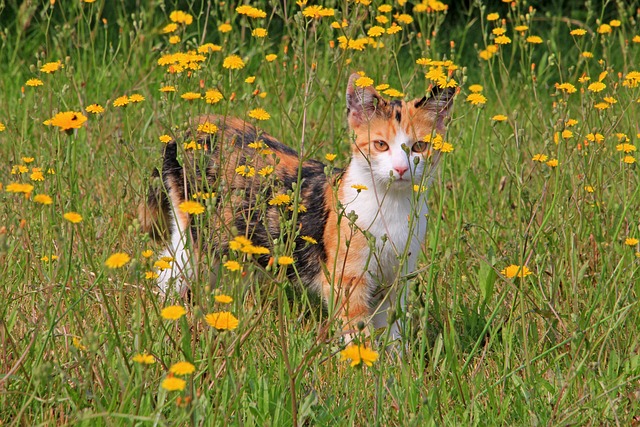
[395,109,402,123]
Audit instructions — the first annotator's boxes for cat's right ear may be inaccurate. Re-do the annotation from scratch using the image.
[346,73,385,127]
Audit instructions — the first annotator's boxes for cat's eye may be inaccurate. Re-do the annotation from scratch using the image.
[373,140,389,152]
[411,141,429,153]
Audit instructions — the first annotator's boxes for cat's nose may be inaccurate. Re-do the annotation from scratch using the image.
[394,165,408,178]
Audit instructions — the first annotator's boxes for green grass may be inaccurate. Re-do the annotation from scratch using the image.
[1,0,639,425]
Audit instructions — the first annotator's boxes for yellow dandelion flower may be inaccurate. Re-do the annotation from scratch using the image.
[145,271,159,279]
[269,194,291,206]
[368,26,385,37]
[248,108,270,120]
[492,114,508,121]
[633,35,640,43]
[325,153,337,161]
[378,4,392,12]
[161,305,186,320]
[258,165,274,176]
[526,36,543,44]
[235,165,255,177]
[252,28,268,38]
[169,361,195,376]
[154,260,171,270]
[26,78,44,87]
[468,84,483,93]
[30,168,44,181]
[224,260,241,272]
[616,143,636,153]
[242,245,270,255]
[514,25,529,32]
[532,154,548,162]
[625,238,639,246]
[161,23,178,34]
[351,184,368,191]
[72,337,87,351]
[160,85,176,92]
[492,28,506,36]
[129,94,145,103]
[181,92,202,100]
[570,29,587,36]
[546,159,559,167]
[142,249,153,258]
[197,122,218,134]
[494,35,511,45]
[383,88,404,97]
[584,185,594,193]
[223,55,245,70]
[466,93,487,105]
[198,43,222,53]
[86,104,104,114]
[168,35,180,44]
[395,13,413,24]
[215,295,233,304]
[218,23,232,33]
[501,264,533,278]
[205,89,223,104]
[169,10,193,25]
[113,95,130,107]
[302,5,335,19]
[301,235,317,244]
[6,182,33,194]
[179,201,205,215]
[205,312,239,330]
[340,344,379,367]
[47,111,88,131]
[588,82,606,92]
[245,76,256,84]
[597,24,612,34]
[40,61,63,73]
[387,24,402,35]
[33,194,53,205]
[487,13,499,21]
[375,15,389,24]
[278,256,294,265]
[22,157,34,163]
[622,155,636,164]
[159,135,172,143]
[161,376,186,391]
[236,5,267,18]
[63,212,83,223]
[355,76,374,87]
[132,353,156,364]
[105,252,131,269]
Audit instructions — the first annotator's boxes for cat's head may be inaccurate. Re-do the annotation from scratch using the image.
[346,73,454,189]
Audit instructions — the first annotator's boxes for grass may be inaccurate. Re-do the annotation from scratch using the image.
[1,0,639,425]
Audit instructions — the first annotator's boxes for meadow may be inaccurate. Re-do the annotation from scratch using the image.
[1,0,639,425]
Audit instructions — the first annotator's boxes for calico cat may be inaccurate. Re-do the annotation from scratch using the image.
[139,73,454,340]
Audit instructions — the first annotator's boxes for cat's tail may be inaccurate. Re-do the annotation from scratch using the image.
[138,142,178,240]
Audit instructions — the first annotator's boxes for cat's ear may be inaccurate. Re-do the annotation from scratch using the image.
[346,73,386,127]
[414,85,456,128]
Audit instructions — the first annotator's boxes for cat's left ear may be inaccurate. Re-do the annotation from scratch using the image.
[346,73,387,127]
[414,85,456,129]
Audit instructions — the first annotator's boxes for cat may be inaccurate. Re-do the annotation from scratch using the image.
[139,73,454,341]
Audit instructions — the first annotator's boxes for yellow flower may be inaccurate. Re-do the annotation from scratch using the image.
[351,184,368,191]
[23,157,34,163]
[168,35,180,44]
[487,13,499,21]
[30,168,44,181]
[622,155,636,164]
[570,29,587,36]
[26,78,44,87]
[223,260,241,271]
[72,337,87,351]
[302,5,335,19]
[584,186,594,193]
[181,92,202,100]
[468,84,483,93]
[161,376,186,391]
[616,143,636,153]
[500,264,533,278]
[245,76,256,84]
[86,104,104,114]
[554,82,576,94]
[160,85,176,92]
[325,153,337,161]
[169,361,195,376]
[159,135,172,143]
[33,194,53,205]
[609,19,621,27]
[301,235,317,244]
[6,182,33,194]
[215,295,233,304]
[514,25,529,32]
[129,94,145,103]
[492,114,508,121]
[378,4,392,12]
[218,23,232,33]
[40,61,63,73]
[588,82,606,92]
[355,76,374,87]
[145,271,159,279]
[169,10,193,25]
[205,89,224,104]
[633,35,640,43]
[494,35,511,45]
[161,305,186,320]
[47,111,88,131]
[142,249,153,258]
[269,194,291,206]
[179,201,205,215]
[383,88,404,97]
[197,122,218,134]
[562,129,573,139]
[532,154,548,162]
[0,122,5,131]
[546,159,559,167]
[492,28,506,36]
[625,238,639,246]
[340,344,379,367]
[183,140,203,150]
[466,93,487,105]
[63,212,83,224]
[105,252,131,269]
[132,353,156,364]
[236,5,267,18]
[205,312,239,330]
[395,13,413,24]
[367,26,385,37]
[248,108,270,120]
[597,24,612,34]
[526,36,543,44]
[265,54,277,62]
[278,256,294,265]
[252,28,268,38]
[161,23,178,33]
[154,260,171,270]
[198,43,222,53]
[113,95,130,107]
[235,165,255,177]
[223,55,245,70]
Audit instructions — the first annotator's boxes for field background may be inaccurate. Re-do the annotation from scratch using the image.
[1,0,639,425]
